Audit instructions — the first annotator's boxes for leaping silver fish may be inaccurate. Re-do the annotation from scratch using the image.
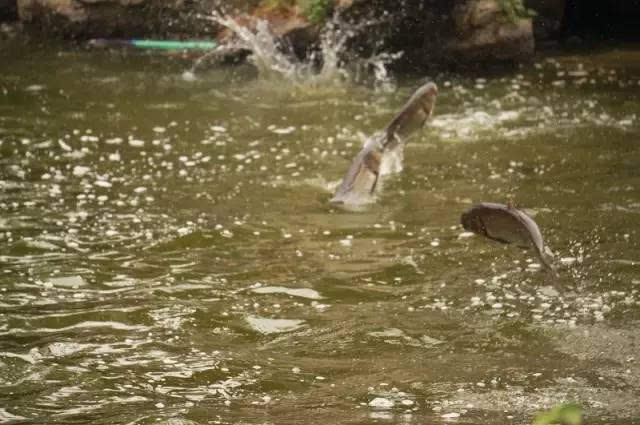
[461,202,557,274]
[331,82,438,204]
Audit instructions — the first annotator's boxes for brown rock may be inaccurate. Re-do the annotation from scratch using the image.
[218,7,318,59]
[18,0,87,22]
[527,0,565,42]
[336,0,533,70]
[0,0,18,21]
[12,0,538,70]
[457,0,502,29]
[17,0,221,38]
[450,0,534,62]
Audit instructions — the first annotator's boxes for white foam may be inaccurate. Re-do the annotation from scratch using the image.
[368,397,394,409]
[251,286,323,300]
[245,316,305,334]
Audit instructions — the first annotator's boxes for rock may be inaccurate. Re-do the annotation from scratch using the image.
[16,0,223,38]
[449,0,534,62]
[0,0,18,22]
[12,0,536,69]
[336,0,455,70]
[456,0,502,28]
[338,0,533,70]
[527,0,566,44]
[217,6,319,60]
[18,0,88,23]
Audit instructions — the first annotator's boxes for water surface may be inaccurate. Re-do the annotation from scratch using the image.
[1,41,640,424]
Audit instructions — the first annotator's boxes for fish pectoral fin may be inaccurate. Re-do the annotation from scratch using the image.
[485,235,511,245]
[541,256,559,276]
[369,171,380,195]
[536,249,557,273]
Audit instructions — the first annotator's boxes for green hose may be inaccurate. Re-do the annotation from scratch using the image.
[129,40,218,50]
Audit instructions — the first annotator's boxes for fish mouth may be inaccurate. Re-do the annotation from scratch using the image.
[421,84,437,115]
[460,211,487,236]
[460,211,473,231]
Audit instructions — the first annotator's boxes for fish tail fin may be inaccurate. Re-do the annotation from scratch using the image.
[540,254,559,277]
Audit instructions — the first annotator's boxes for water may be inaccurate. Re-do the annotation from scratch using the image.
[1,36,640,424]
[192,13,396,89]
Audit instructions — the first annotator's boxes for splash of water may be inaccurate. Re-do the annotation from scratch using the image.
[362,51,404,92]
[192,12,399,87]
[210,12,346,85]
[216,15,307,81]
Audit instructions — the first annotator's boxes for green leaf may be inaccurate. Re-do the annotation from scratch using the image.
[301,0,333,24]
[496,0,537,24]
[533,404,582,425]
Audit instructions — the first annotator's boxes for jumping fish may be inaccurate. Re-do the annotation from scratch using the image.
[383,82,438,150]
[331,82,438,204]
[461,202,557,274]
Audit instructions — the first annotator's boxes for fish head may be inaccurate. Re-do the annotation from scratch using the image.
[461,209,485,235]
[414,82,438,118]
[383,82,438,142]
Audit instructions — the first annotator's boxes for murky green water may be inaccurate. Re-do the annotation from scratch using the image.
[1,41,640,424]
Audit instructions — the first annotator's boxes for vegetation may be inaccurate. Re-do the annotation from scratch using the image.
[533,404,583,425]
[496,0,537,23]
[300,0,333,24]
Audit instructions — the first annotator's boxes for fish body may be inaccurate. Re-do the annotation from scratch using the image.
[383,82,438,150]
[331,82,438,204]
[461,202,556,273]
[330,137,383,204]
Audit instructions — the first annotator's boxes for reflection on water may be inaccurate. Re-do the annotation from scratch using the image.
[1,40,640,424]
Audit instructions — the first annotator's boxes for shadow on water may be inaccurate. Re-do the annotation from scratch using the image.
[0,31,640,425]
